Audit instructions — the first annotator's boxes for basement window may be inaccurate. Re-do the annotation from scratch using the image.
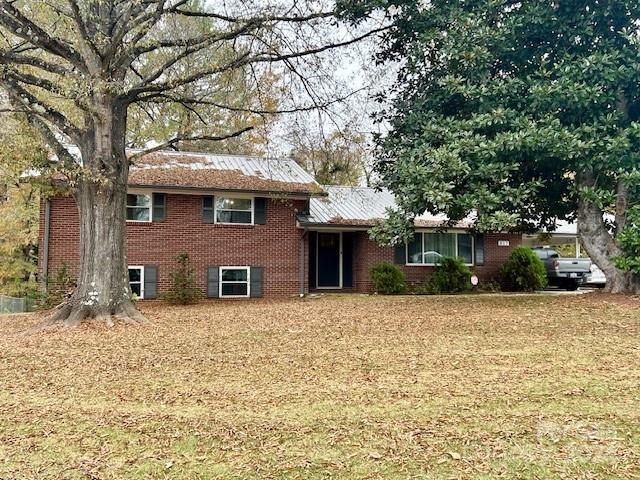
[127,194,152,222]
[128,266,144,299]
[219,267,250,298]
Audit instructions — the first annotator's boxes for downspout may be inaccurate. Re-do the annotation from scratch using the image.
[299,227,308,297]
[42,199,51,294]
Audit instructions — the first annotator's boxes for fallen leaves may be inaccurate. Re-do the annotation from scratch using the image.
[0,294,638,479]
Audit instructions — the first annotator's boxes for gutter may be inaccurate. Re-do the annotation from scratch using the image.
[42,198,51,294]
[127,183,328,199]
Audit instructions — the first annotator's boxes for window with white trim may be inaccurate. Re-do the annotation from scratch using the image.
[219,267,250,297]
[128,266,144,299]
[127,194,152,222]
[215,197,253,224]
[407,232,474,265]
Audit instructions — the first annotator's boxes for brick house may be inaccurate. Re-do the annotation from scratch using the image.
[39,150,520,299]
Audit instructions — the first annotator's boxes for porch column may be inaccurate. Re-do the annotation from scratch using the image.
[299,229,307,296]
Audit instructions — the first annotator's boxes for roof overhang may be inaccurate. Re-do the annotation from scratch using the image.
[128,183,323,199]
[297,218,475,232]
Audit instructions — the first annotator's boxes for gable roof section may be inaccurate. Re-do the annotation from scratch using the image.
[128,150,322,196]
[300,185,475,228]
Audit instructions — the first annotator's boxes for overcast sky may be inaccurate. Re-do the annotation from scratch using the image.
[202,0,393,158]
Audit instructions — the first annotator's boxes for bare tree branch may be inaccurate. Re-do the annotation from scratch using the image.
[5,89,77,170]
[136,86,369,115]
[0,75,82,142]
[125,25,389,101]
[0,50,71,76]
[0,0,87,72]
[129,125,255,161]
[66,0,103,66]
[168,7,335,24]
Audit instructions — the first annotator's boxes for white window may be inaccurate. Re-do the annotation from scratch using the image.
[219,267,250,298]
[215,197,253,224]
[407,232,474,266]
[127,194,152,222]
[128,266,144,299]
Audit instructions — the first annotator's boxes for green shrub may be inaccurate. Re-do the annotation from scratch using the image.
[499,247,548,292]
[370,262,406,294]
[162,253,201,305]
[477,280,501,293]
[424,256,472,294]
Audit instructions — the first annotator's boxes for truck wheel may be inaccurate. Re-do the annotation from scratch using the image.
[566,281,579,291]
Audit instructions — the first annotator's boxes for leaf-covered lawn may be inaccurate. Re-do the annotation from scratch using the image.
[0,294,639,479]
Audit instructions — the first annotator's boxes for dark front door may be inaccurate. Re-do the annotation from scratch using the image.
[317,232,341,288]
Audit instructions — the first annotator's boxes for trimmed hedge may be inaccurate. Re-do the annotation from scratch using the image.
[423,256,472,294]
[370,262,407,294]
[499,247,548,292]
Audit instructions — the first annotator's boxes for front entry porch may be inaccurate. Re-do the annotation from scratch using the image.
[308,231,354,290]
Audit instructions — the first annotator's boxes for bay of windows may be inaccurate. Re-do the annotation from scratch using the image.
[407,232,474,265]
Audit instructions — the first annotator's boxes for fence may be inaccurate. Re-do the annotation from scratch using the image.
[0,295,34,314]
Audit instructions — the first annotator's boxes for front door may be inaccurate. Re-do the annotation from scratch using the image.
[317,232,341,288]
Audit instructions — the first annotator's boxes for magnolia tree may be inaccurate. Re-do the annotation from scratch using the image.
[340,0,640,293]
[0,0,386,325]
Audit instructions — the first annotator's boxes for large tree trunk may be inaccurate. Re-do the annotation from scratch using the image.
[46,98,145,327]
[577,198,640,294]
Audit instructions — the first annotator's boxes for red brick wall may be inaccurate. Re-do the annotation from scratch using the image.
[40,194,521,298]
[40,194,307,297]
[351,231,522,293]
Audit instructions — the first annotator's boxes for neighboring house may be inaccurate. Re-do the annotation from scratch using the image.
[39,150,521,299]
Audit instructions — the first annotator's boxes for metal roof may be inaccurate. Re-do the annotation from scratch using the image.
[129,149,317,186]
[52,146,322,195]
[301,185,473,228]
[303,187,603,234]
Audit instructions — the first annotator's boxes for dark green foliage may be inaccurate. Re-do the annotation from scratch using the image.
[163,253,201,305]
[43,263,75,309]
[342,0,640,292]
[370,262,406,294]
[615,206,640,274]
[499,247,548,292]
[423,257,471,294]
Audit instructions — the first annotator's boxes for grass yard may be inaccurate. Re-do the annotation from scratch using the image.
[0,294,639,479]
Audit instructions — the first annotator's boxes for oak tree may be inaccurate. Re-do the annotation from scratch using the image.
[0,0,386,325]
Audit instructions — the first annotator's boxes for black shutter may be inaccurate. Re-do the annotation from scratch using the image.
[152,193,166,222]
[144,265,158,299]
[475,234,485,266]
[394,243,406,265]
[250,267,264,298]
[254,197,267,224]
[202,196,215,224]
[207,267,219,298]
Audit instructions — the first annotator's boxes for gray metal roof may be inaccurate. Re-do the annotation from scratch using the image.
[129,149,318,186]
[302,185,470,227]
[55,145,317,185]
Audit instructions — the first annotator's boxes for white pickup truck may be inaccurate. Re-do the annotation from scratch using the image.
[533,248,592,291]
